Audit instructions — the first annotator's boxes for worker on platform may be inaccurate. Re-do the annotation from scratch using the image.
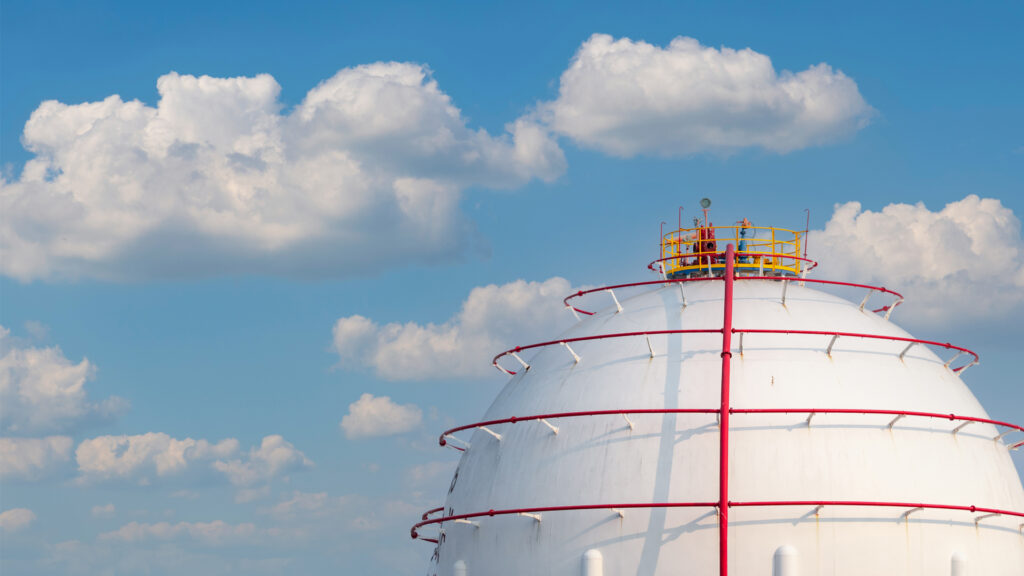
[699,222,717,267]
[683,218,701,267]
[737,218,752,264]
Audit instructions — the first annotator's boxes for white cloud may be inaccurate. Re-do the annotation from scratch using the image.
[0,508,36,532]
[74,432,309,499]
[339,394,423,439]
[90,503,116,518]
[405,460,457,492]
[539,34,873,157]
[333,276,577,380]
[0,326,127,434]
[266,491,346,521]
[812,195,1024,326]
[264,490,419,535]
[170,490,201,500]
[1,65,565,282]
[75,432,239,483]
[0,436,73,480]
[99,520,257,546]
[46,538,290,576]
[23,321,50,340]
[211,435,312,487]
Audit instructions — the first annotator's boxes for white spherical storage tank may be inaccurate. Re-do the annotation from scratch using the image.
[411,220,1024,576]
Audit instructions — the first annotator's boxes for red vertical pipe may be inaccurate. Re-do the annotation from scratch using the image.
[719,244,735,576]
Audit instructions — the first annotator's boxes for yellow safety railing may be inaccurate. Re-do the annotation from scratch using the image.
[659,225,805,278]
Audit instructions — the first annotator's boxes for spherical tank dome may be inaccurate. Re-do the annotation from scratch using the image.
[412,231,1024,576]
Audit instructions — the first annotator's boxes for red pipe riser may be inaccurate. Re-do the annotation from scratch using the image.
[719,243,735,576]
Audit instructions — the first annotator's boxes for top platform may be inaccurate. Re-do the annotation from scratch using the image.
[656,224,809,278]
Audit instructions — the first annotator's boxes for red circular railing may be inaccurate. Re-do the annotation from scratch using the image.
[492,329,720,375]
[491,328,978,375]
[735,329,978,372]
[563,276,903,317]
[412,500,1024,541]
[438,408,719,448]
[437,408,1024,450]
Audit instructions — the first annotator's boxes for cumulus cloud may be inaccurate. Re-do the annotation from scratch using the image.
[405,460,457,493]
[333,276,577,380]
[339,394,423,439]
[0,326,127,434]
[91,503,116,518]
[264,490,419,534]
[1,65,565,281]
[538,34,873,157]
[0,508,37,532]
[99,520,257,546]
[265,491,351,521]
[47,538,290,576]
[75,433,309,499]
[75,432,239,482]
[0,436,73,480]
[812,195,1024,325]
[210,435,312,487]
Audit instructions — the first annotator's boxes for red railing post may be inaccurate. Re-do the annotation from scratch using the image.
[720,244,735,576]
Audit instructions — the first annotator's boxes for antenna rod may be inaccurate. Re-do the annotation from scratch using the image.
[803,209,811,259]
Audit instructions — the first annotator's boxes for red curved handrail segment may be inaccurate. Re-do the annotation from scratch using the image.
[734,329,979,372]
[730,501,1024,518]
[439,408,720,447]
[422,506,445,520]
[492,329,721,375]
[492,328,978,375]
[564,276,719,317]
[563,276,904,318]
[411,501,718,540]
[411,500,1024,541]
[439,408,1024,450]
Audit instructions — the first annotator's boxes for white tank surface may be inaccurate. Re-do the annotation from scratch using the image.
[411,216,1024,576]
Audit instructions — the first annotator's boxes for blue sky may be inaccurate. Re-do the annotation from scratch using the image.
[1,1,1022,574]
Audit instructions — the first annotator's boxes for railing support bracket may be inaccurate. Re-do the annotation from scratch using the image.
[606,289,623,313]
[623,414,635,430]
[561,341,581,364]
[540,419,559,435]
[479,427,503,441]
[826,334,839,358]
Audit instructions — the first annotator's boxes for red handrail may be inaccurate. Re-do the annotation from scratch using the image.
[492,328,978,375]
[734,328,979,372]
[729,408,1024,435]
[438,408,1024,449]
[439,408,720,447]
[492,329,721,375]
[411,501,718,540]
[563,276,903,317]
[411,500,1024,541]
[422,506,445,520]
